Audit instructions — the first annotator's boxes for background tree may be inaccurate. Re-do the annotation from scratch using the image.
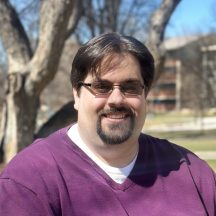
[75,0,157,43]
[0,0,82,162]
[0,0,181,163]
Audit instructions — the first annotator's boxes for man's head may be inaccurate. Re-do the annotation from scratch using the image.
[71,32,155,148]
[71,32,155,96]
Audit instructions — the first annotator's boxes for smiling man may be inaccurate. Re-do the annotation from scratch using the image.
[71,51,148,167]
[0,33,215,216]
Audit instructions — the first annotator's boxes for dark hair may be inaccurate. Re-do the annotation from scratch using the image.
[71,32,155,94]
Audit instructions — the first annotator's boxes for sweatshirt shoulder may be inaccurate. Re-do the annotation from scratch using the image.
[0,127,70,184]
[139,133,215,173]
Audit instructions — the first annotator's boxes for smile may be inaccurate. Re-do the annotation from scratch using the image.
[101,112,132,124]
[104,113,129,119]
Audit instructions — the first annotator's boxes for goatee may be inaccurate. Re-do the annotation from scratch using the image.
[96,107,135,145]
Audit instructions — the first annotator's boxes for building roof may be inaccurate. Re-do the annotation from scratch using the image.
[163,35,199,50]
[201,44,216,51]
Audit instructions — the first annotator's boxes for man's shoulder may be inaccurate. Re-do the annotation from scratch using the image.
[0,127,70,185]
[139,133,214,174]
[139,133,194,155]
[14,126,69,161]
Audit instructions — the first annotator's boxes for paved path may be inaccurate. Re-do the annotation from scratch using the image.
[145,116,216,132]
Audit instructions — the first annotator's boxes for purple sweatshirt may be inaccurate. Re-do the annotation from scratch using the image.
[0,127,215,216]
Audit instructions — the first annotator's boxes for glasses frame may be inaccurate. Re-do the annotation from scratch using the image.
[78,81,145,96]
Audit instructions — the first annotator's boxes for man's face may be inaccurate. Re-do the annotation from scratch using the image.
[73,53,147,147]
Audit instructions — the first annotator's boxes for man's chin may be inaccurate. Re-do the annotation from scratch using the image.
[97,123,133,145]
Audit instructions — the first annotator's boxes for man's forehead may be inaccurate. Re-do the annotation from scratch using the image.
[95,53,139,76]
[84,54,142,83]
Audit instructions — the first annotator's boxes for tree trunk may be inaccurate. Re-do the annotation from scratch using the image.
[0,0,81,163]
[2,74,39,162]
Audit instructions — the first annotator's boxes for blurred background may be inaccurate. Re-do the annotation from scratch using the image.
[0,0,215,170]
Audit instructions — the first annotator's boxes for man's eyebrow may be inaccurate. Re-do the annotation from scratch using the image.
[122,79,141,83]
[92,78,141,83]
[93,78,110,82]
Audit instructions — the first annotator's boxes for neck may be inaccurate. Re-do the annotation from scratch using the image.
[95,142,139,168]
[80,133,139,168]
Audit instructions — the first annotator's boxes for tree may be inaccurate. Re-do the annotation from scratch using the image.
[74,0,181,78]
[0,0,181,163]
[75,0,157,43]
[147,0,181,81]
[0,0,81,162]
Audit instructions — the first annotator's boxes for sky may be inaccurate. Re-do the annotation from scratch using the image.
[1,0,216,63]
[165,0,216,38]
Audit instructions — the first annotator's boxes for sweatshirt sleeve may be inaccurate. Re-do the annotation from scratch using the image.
[0,178,50,216]
[188,158,216,216]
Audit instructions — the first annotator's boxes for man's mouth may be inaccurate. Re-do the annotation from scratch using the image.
[99,108,133,123]
[103,112,129,119]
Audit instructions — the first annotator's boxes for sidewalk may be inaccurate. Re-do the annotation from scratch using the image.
[144,116,216,132]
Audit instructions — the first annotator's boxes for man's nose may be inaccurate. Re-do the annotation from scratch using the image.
[107,86,125,106]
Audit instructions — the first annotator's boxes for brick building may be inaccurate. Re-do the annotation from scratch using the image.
[147,35,216,113]
[147,59,181,112]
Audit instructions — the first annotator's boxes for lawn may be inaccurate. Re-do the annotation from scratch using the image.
[144,111,216,171]
[169,137,216,151]
[207,160,216,171]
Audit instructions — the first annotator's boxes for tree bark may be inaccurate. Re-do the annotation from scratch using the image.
[2,76,39,162]
[147,0,181,81]
[0,0,80,162]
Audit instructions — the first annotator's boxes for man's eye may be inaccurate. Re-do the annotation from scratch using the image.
[92,83,111,93]
[123,85,138,93]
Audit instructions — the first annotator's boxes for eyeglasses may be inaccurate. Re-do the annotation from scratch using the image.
[78,80,145,96]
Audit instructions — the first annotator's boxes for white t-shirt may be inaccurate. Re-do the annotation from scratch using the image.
[67,123,137,184]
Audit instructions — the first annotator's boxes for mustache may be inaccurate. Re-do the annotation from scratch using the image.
[98,107,134,116]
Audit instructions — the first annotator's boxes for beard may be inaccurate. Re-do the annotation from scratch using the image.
[96,107,135,145]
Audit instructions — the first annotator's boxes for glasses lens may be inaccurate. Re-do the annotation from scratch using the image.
[91,81,112,95]
[121,83,143,95]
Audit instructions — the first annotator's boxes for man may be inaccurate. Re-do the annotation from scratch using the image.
[0,32,215,215]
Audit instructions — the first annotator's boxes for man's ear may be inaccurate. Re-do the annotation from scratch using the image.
[73,88,79,111]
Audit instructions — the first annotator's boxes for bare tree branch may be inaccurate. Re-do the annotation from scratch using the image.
[0,0,32,72]
[66,0,83,39]
[148,0,181,51]
[119,0,138,34]
[104,0,121,32]
[147,0,181,80]
[83,0,96,37]
[26,0,77,96]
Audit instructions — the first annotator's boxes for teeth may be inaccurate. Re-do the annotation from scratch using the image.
[106,113,127,119]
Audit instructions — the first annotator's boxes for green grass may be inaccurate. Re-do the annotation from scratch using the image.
[144,111,216,171]
[169,137,216,151]
[206,160,216,171]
